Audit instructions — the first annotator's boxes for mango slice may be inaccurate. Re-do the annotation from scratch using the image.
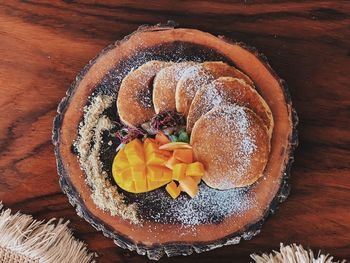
[166,181,181,199]
[162,168,173,181]
[179,177,199,198]
[147,165,163,181]
[144,138,171,157]
[135,180,148,192]
[172,163,187,181]
[113,139,172,193]
[112,148,129,172]
[124,139,144,166]
[165,156,181,170]
[144,138,158,154]
[146,152,169,166]
[159,142,192,151]
[131,165,146,181]
[112,137,205,198]
[186,162,205,177]
[147,178,167,191]
[173,149,193,164]
[155,131,171,145]
[192,176,202,185]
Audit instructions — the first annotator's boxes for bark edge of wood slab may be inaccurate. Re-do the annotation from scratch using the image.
[52,22,298,260]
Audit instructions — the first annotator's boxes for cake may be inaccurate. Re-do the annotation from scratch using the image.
[52,23,298,260]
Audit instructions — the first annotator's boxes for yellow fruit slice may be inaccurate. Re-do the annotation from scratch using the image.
[192,176,202,185]
[135,180,148,192]
[179,177,199,198]
[173,148,193,164]
[124,139,145,166]
[146,152,169,166]
[162,168,173,181]
[165,156,182,170]
[119,168,131,182]
[159,142,192,151]
[186,162,205,177]
[144,138,159,154]
[155,131,171,145]
[112,148,129,172]
[131,165,146,181]
[172,163,187,181]
[144,138,172,157]
[147,165,165,181]
[112,137,205,197]
[113,168,135,192]
[166,181,181,199]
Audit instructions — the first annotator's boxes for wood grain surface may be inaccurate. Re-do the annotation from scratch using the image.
[0,1,349,262]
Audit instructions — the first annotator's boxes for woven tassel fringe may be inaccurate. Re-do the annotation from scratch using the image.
[0,202,96,263]
[251,243,346,263]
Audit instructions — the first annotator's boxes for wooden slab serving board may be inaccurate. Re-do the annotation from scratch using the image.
[0,1,349,262]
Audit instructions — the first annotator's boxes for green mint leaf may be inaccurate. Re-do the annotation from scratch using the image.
[178,131,190,143]
[169,135,178,142]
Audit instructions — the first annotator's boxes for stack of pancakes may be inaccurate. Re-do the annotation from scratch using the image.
[117,60,274,189]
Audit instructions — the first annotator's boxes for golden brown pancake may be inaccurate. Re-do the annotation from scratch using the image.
[153,62,196,113]
[202,61,254,86]
[191,105,270,189]
[117,60,173,127]
[187,77,274,135]
[175,61,253,116]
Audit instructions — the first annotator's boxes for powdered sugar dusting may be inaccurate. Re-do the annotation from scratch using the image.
[218,107,257,187]
[192,105,263,189]
[153,62,196,112]
[204,83,224,106]
[221,106,257,155]
[187,78,249,132]
[135,182,256,226]
[72,42,262,228]
[172,184,255,225]
[73,95,258,227]
[178,64,213,98]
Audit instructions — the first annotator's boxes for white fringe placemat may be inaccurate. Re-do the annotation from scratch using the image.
[251,243,346,263]
[0,202,96,263]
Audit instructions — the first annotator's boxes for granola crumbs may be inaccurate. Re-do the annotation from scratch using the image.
[74,95,141,225]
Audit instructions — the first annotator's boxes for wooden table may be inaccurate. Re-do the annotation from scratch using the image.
[1,1,349,262]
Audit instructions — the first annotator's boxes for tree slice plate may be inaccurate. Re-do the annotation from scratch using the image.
[52,23,298,260]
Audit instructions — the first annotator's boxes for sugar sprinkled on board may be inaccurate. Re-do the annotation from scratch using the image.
[173,184,255,225]
[74,95,140,224]
[134,182,256,226]
[73,87,258,229]
[72,55,262,229]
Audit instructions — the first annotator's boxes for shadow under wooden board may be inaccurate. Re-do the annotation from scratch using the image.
[0,1,349,262]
